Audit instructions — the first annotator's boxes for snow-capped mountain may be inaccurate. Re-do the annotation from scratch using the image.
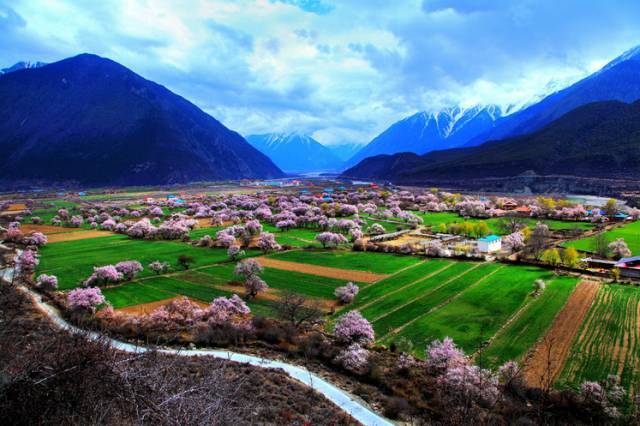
[344,104,505,168]
[246,132,343,173]
[0,61,47,75]
[465,44,640,146]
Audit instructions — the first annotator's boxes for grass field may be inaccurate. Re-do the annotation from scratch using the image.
[557,284,640,395]
[36,235,260,289]
[30,219,638,390]
[386,265,555,356]
[565,221,640,255]
[413,211,592,235]
[480,275,579,368]
[267,249,422,274]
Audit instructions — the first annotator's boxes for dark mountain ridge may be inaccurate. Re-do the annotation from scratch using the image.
[0,53,283,186]
[342,100,640,185]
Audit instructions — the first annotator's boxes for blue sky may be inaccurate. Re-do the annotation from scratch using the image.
[2,0,640,146]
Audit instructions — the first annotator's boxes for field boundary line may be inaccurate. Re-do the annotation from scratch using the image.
[354,261,454,312]
[368,262,484,323]
[378,264,505,342]
[472,281,543,360]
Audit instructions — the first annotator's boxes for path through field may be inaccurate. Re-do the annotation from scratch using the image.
[257,257,388,283]
[522,280,599,388]
[17,284,393,426]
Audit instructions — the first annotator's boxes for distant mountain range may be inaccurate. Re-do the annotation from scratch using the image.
[343,44,640,185]
[0,54,283,186]
[342,99,640,183]
[344,105,506,168]
[246,133,342,173]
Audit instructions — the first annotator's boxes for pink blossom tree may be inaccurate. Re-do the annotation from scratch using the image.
[333,310,374,344]
[608,238,632,259]
[315,232,348,249]
[425,337,467,374]
[83,265,123,287]
[335,343,370,373]
[206,294,252,329]
[227,244,245,260]
[36,273,58,290]
[334,282,359,304]
[115,260,143,280]
[256,232,281,253]
[67,287,106,312]
[234,258,267,298]
[24,232,47,247]
[18,249,39,273]
[503,231,525,252]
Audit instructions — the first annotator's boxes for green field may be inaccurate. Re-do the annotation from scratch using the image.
[480,275,578,367]
[267,249,422,274]
[386,265,556,356]
[36,235,260,289]
[565,221,640,255]
[557,284,640,395]
[413,211,592,235]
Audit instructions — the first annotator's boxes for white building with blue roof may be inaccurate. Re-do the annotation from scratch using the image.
[478,234,502,253]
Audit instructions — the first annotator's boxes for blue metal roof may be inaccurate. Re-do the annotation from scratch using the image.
[479,235,501,242]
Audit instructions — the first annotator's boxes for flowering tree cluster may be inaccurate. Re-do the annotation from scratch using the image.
[227,245,245,260]
[24,232,47,247]
[334,282,359,304]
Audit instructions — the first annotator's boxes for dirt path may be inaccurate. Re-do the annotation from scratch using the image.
[522,280,599,389]
[20,224,83,235]
[257,257,388,283]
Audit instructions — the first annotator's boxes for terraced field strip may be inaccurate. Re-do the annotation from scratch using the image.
[268,250,422,274]
[522,280,599,389]
[479,275,578,368]
[350,260,453,310]
[391,265,550,357]
[256,257,388,283]
[378,263,504,342]
[556,284,640,395]
[368,263,487,337]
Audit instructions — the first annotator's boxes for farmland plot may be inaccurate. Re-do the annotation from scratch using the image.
[557,284,640,395]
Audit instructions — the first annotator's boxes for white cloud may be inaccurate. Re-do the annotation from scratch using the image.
[2,0,640,146]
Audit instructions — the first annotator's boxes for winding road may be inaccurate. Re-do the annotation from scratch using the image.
[0,249,393,426]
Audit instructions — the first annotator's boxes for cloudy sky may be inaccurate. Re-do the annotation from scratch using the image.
[2,0,640,146]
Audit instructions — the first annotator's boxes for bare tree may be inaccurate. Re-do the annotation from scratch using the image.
[275,291,323,329]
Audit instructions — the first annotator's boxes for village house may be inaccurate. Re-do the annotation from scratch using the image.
[477,235,502,253]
